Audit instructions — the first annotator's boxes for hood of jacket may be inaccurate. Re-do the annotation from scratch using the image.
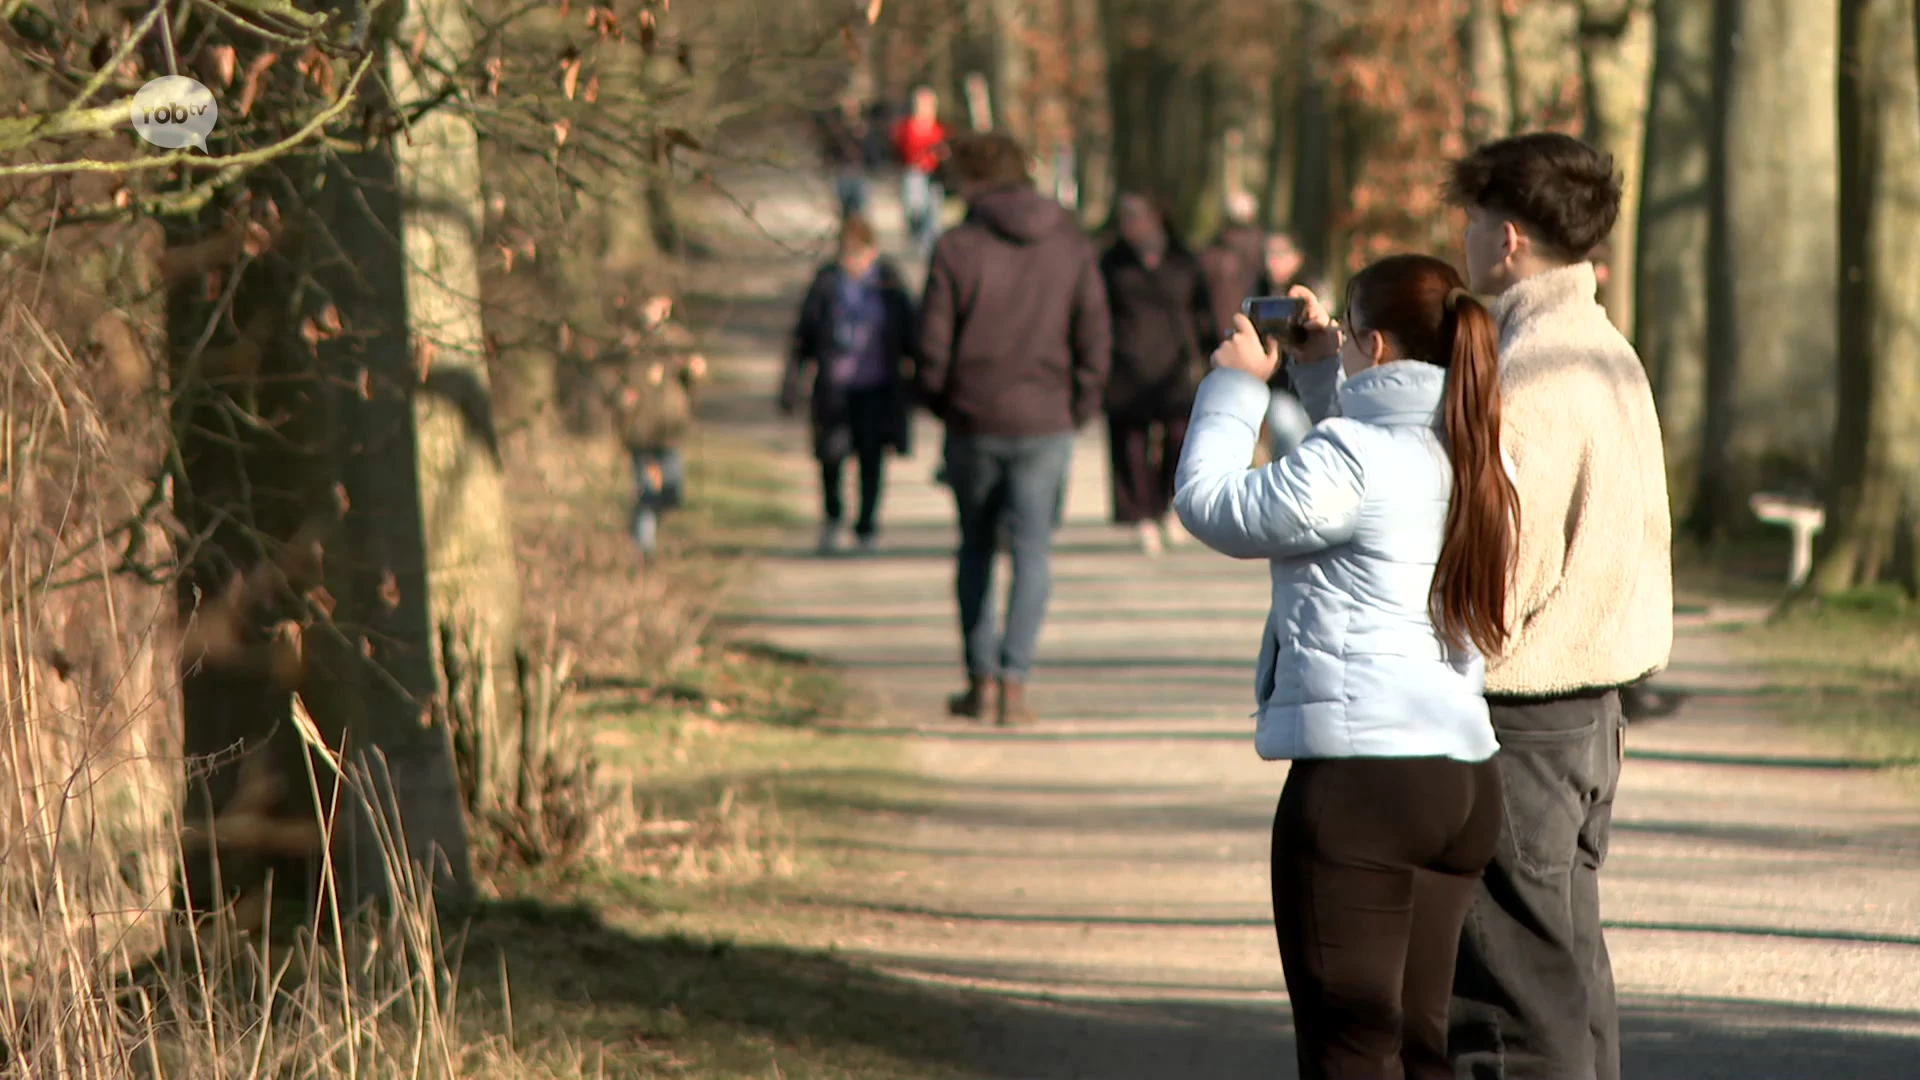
[1336,359,1447,428]
[965,185,1075,245]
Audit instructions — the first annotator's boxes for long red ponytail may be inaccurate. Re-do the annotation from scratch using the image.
[1344,255,1519,656]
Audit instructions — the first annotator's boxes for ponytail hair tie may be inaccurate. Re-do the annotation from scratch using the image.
[1445,287,1476,313]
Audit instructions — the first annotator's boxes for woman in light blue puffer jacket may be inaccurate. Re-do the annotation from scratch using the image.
[1173,254,1517,1080]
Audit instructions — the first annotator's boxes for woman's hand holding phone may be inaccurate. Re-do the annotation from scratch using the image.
[1212,314,1282,383]
[1285,284,1342,364]
[1282,284,1344,363]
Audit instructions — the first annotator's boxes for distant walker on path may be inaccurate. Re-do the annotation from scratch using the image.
[915,131,1111,727]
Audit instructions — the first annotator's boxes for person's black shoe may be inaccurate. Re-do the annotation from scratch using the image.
[947,676,994,721]
[1622,684,1688,721]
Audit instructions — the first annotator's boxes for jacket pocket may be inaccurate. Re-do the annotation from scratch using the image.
[1253,617,1279,711]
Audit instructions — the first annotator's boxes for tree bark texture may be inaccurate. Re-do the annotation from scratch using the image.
[1502,0,1585,131]
[1636,0,1713,508]
[1810,0,1920,592]
[1698,0,1839,542]
[1578,0,1653,332]
[1462,0,1513,144]
[390,0,522,764]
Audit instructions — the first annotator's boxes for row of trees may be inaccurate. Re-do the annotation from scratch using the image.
[861,0,1920,591]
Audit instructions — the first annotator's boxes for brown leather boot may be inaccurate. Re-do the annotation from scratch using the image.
[947,675,994,720]
[996,677,1034,727]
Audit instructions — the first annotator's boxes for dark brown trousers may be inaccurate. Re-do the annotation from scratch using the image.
[1273,755,1504,1080]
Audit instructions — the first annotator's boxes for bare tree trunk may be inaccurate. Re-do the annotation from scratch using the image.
[1810,0,1920,593]
[1578,0,1654,332]
[1636,0,1714,508]
[1259,55,1298,230]
[1289,3,1335,284]
[989,0,1034,147]
[1463,0,1513,144]
[305,136,476,902]
[1502,0,1584,131]
[391,0,522,777]
[1693,0,1840,542]
[1066,0,1112,224]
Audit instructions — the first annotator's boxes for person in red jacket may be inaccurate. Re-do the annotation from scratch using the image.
[891,86,949,258]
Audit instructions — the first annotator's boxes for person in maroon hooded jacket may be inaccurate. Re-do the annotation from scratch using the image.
[916,131,1111,727]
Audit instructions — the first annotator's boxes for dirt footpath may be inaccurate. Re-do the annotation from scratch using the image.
[706,165,1920,1079]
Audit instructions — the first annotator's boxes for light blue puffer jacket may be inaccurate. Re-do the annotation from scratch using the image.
[1173,363,1499,763]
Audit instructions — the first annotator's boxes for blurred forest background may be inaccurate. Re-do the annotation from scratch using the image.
[1,0,1917,1076]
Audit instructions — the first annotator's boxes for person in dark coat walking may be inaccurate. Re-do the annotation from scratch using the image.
[917,132,1111,727]
[1099,192,1218,555]
[782,216,916,554]
[815,92,873,219]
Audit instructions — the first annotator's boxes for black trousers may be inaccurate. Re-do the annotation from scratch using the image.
[1449,689,1625,1080]
[1105,412,1188,524]
[1274,755,1503,1080]
[819,388,892,537]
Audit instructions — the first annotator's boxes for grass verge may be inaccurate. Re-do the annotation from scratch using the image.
[1712,588,1920,787]
[485,421,961,1078]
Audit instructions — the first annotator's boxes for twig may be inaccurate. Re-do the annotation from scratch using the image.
[0,50,377,178]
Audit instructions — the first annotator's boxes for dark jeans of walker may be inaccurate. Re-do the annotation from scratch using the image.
[1449,689,1626,1080]
[819,387,893,538]
[1273,755,1503,1080]
[942,430,1074,681]
[1105,412,1188,524]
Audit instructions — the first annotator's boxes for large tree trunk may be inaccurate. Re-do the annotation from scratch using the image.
[1692,0,1840,542]
[1065,0,1111,223]
[1578,0,1654,332]
[392,0,522,808]
[166,172,316,920]
[1462,0,1513,144]
[304,136,476,902]
[1289,3,1335,284]
[1502,0,1585,131]
[1809,0,1920,593]
[1636,0,1714,509]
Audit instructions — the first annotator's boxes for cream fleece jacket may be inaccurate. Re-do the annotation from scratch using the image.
[1286,262,1673,695]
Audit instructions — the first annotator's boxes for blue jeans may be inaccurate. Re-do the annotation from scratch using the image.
[901,170,943,257]
[833,171,869,218]
[630,446,685,553]
[943,431,1074,681]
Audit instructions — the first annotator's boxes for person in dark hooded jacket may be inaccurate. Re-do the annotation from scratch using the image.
[1100,191,1218,555]
[917,131,1111,728]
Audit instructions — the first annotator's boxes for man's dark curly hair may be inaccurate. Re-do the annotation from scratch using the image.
[1444,133,1621,261]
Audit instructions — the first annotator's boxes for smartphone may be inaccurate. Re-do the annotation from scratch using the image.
[1240,296,1309,347]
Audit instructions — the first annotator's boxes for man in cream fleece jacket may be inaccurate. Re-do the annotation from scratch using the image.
[1286,134,1671,1080]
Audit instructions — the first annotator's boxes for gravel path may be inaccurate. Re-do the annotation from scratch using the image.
[701,165,1920,1079]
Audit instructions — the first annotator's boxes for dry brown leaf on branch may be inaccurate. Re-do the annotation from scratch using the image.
[866,0,883,24]
[237,52,279,117]
[498,243,515,272]
[377,569,401,609]
[483,55,503,97]
[203,43,237,85]
[414,336,435,381]
[583,73,600,102]
[560,51,582,99]
[553,118,570,147]
[638,8,655,50]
